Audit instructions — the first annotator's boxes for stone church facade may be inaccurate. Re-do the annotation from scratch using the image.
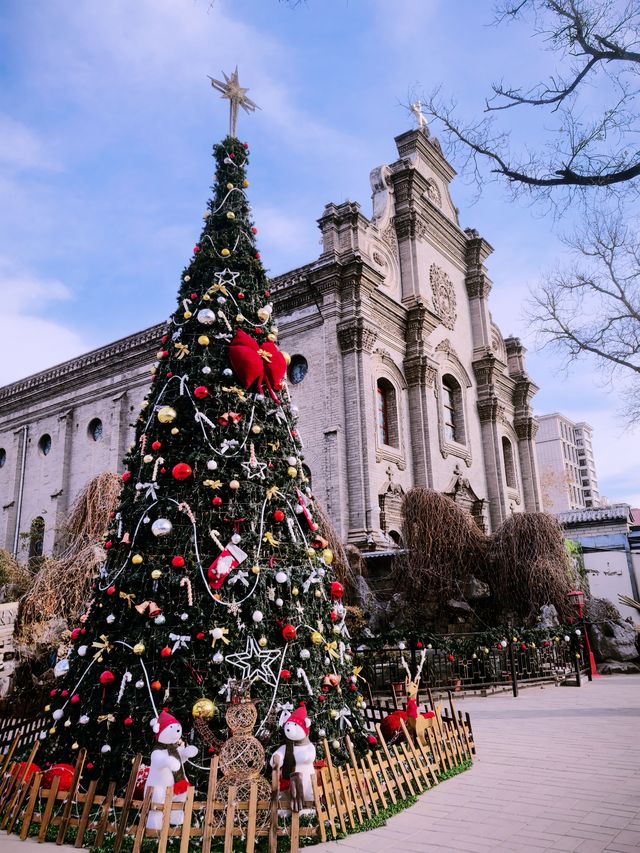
[0,128,542,560]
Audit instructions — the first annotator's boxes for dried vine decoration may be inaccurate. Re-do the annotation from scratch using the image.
[395,487,489,605]
[487,512,575,622]
[313,500,363,602]
[14,472,122,647]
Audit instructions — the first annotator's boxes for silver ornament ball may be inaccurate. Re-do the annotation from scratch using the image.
[197,308,217,325]
[151,518,173,538]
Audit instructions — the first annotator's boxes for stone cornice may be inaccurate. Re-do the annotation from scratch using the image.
[0,323,166,416]
[337,319,378,354]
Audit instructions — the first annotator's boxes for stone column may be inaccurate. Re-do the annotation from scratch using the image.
[477,395,508,531]
[515,417,543,512]
[111,390,131,472]
[337,318,381,548]
[51,408,76,554]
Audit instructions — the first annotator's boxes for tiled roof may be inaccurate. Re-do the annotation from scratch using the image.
[557,504,632,526]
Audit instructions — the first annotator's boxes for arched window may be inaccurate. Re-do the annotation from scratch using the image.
[288,355,308,385]
[441,375,464,444]
[38,434,52,456]
[376,379,399,448]
[502,437,517,489]
[388,530,403,547]
[88,418,103,442]
[28,516,45,561]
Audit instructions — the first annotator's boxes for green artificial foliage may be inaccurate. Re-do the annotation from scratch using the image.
[40,135,367,790]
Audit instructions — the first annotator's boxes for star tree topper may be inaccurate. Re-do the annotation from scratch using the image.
[209,67,260,137]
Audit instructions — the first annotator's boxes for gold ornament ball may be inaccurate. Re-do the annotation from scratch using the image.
[267,333,277,342]
[332,625,341,635]
[314,589,322,598]
[236,314,244,323]
[292,586,299,596]
[329,710,339,720]
[157,406,177,424]
[71,742,79,750]
[226,182,234,190]
[143,454,153,463]
[281,351,291,366]
[183,310,192,319]
[192,698,216,719]
[306,547,315,558]
[251,425,262,434]
[221,248,231,257]
[171,427,179,435]
[49,727,57,735]
[287,466,297,478]
[258,635,267,648]
[251,565,260,575]
[257,308,270,322]
[310,631,323,645]
[133,642,145,656]
[322,548,334,565]
[44,705,51,713]
[132,554,144,565]
[242,179,249,188]
[198,335,210,346]
[226,211,235,220]
[229,479,240,491]
[151,569,162,581]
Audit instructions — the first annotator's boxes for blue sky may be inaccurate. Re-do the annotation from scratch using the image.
[0,0,637,505]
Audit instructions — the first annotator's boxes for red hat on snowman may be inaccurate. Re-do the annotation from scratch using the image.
[285,702,311,736]
[152,708,181,739]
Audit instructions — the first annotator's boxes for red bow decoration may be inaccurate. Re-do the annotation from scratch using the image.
[227,329,287,402]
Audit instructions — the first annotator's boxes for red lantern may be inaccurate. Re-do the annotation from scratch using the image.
[99,670,115,686]
[273,510,285,522]
[194,386,209,399]
[171,556,185,569]
[280,669,291,681]
[161,646,172,658]
[330,582,344,600]
[122,471,131,483]
[41,764,74,792]
[282,625,297,642]
[172,463,193,481]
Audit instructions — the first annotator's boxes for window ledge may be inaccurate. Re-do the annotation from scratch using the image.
[440,440,472,467]
[376,445,407,470]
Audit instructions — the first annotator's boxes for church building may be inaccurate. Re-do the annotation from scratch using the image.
[0,127,543,560]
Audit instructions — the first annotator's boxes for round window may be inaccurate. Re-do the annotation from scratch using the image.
[88,418,103,442]
[39,434,52,456]
[288,355,308,385]
[0,448,6,468]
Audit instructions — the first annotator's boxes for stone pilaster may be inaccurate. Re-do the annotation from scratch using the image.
[51,408,76,554]
[465,232,494,357]
[505,336,543,512]
[476,394,508,531]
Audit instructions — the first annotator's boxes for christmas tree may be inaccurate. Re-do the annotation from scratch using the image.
[42,73,367,790]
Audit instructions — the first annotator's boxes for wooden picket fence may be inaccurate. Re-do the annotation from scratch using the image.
[0,703,473,852]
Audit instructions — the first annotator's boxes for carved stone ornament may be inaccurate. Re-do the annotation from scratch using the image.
[424,179,442,208]
[382,220,398,255]
[429,264,457,331]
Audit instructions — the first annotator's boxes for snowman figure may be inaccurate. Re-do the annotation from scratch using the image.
[144,708,198,829]
[270,702,316,813]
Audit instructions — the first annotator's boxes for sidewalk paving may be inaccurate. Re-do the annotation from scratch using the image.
[1,675,639,852]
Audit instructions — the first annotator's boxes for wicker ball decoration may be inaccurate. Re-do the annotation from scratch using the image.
[219,734,265,780]
[225,700,258,734]
[213,777,272,830]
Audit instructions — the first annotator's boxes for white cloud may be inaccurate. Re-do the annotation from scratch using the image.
[0,261,89,386]
[0,114,60,173]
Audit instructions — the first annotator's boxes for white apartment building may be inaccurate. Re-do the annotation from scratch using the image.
[535,413,602,513]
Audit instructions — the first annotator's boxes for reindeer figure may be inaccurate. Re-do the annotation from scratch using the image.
[401,650,429,745]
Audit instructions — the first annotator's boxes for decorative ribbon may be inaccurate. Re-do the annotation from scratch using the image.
[302,569,323,594]
[263,532,280,547]
[209,627,230,648]
[325,641,339,660]
[266,486,280,501]
[175,342,190,360]
[221,385,247,401]
[276,701,294,728]
[228,570,249,588]
[180,576,193,606]
[203,479,223,490]
[169,633,191,654]
[119,591,136,608]
[135,600,161,618]
[97,714,116,727]
[92,635,112,660]
[138,482,158,501]
[336,707,352,731]
[219,439,239,454]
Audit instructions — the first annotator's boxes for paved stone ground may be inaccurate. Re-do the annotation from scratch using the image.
[313,675,640,853]
[1,675,638,852]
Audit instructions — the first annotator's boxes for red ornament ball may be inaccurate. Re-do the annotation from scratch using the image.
[190,292,197,300]
[416,641,424,650]
[105,540,113,550]
[194,386,209,400]
[196,632,205,641]
[122,471,131,483]
[161,335,168,344]
[151,680,162,692]
[171,556,185,569]
[70,695,80,705]
[41,764,74,793]
[160,646,172,658]
[520,643,527,651]
[238,292,245,300]
[349,683,357,692]
[107,586,116,596]
[99,670,115,686]
[252,227,258,235]
[329,611,338,622]
[123,716,134,727]
[11,762,40,783]
[152,441,162,451]
[282,625,297,642]
[243,143,249,149]
[280,669,291,681]
[166,372,173,379]
[212,496,223,506]
[70,628,81,641]
[273,510,285,523]
[255,252,261,259]
[49,689,57,697]
[264,290,270,297]
[543,640,550,648]
[229,153,235,159]
[367,735,378,747]
[447,654,455,663]
[172,463,193,481]
[86,763,94,771]
[330,582,344,600]
[193,245,200,254]
[318,695,325,703]
[61,690,68,698]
